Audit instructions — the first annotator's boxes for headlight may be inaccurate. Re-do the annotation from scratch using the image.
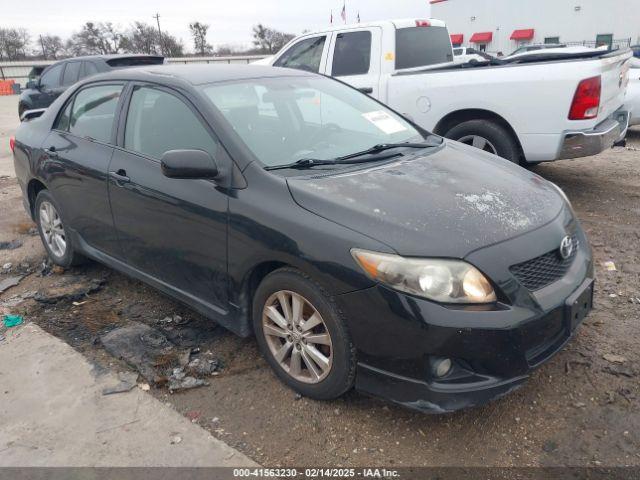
[351,249,497,304]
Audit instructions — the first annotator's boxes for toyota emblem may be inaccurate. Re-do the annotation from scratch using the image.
[559,236,574,260]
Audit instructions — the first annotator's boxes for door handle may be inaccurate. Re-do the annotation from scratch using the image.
[358,87,374,94]
[44,147,58,159]
[109,169,130,184]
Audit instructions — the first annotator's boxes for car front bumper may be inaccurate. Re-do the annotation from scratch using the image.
[558,108,629,160]
[338,212,594,413]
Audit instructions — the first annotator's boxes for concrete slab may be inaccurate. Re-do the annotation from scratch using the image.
[0,323,258,467]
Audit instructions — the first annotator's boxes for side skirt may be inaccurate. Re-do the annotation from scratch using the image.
[72,231,250,337]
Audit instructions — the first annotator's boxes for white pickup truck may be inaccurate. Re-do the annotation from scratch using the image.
[266,19,632,165]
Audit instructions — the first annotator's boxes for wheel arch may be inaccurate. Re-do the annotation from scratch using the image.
[27,178,47,220]
[433,109,526,162]
[237,260,290,336]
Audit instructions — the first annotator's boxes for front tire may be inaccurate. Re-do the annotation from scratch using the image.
[253,268,356,400]
[444,119,521,164]
[35,190,84,267]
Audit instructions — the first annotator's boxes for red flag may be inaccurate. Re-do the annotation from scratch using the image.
[341,1,346,23]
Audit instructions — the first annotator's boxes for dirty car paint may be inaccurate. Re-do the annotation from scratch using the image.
[288,140,563,258]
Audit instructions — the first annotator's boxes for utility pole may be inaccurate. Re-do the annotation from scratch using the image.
[153,13,164,55]
[39,35,47,60]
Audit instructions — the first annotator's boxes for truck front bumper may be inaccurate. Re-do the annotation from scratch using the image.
[558,109,629,160]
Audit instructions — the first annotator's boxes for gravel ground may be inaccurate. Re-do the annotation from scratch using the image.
[1,93,639,468]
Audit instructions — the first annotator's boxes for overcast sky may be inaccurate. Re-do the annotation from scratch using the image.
[4,0,431,52]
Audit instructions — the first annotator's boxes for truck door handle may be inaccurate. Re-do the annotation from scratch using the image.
[358,87,374,94]
[44,147,58,159]
[109,169,130,184]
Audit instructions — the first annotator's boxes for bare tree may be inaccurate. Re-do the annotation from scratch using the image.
[161,34,184,57]
[68,22,124,55]
[120,22,183,57]
[0,27,31,60]
[215,44,239,56]
[189,22,212,56]
[251,24,294,54]
[39,34,65,59]
[122,22,160,54]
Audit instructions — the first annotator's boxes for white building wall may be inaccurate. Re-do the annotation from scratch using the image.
[431,0,640,54]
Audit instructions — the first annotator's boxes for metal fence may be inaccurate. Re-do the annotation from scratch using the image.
[565,38,632,49]
[0,55,269,88]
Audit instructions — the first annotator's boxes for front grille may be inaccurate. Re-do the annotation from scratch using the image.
[510,234,579,291]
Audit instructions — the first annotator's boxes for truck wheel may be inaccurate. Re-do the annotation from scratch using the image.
[444,119,521,164]
[253,268,356,400]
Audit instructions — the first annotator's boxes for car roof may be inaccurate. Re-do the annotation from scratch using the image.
[84,64,316,86]
[60,54,162,62]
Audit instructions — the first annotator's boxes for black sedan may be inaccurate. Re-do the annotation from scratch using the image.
[10,65,594,412]
[18,54,164,118]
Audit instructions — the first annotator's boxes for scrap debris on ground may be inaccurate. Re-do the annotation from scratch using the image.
[100,320,220,392]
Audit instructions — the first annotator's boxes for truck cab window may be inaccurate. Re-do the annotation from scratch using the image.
[274,36,326,73]
[395,26,453,69]
[332,31,372,77]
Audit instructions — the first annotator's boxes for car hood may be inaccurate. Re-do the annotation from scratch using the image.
[286,141,565,259]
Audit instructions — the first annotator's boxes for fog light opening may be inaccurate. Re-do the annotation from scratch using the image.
[433,358,453,378]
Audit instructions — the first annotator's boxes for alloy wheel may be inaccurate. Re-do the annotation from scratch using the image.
[262,290,333,384]
[457,135,498,155]
[39,201,66,258]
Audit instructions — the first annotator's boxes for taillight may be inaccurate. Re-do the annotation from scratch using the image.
[9,136,15,153]
[415,20,431,27]
[569,76,601,120]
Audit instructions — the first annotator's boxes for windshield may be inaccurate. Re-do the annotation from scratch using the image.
[202,76,422,168]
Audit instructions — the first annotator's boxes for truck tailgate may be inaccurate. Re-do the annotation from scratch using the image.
[597,50,632,121]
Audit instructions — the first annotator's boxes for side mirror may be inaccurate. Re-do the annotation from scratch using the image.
[26,80,37,90]
[161,149,219,179]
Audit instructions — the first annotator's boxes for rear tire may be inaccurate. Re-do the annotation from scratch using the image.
[253,268,356,400]
[35,190,84,268]
[444,119,521,164]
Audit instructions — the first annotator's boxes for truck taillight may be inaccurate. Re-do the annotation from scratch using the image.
[9,136,15,153]
[415,20,431,27]
[569,76,601,120]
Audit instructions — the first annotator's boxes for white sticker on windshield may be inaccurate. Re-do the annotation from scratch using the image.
[362,110,408,135]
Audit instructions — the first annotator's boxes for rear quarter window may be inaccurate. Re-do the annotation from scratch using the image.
[395,26,453,69]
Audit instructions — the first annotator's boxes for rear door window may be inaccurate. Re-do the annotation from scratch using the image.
[80,61,99,79]
[395,26,453,69]
[124,86,217,160]
[62,62,81,86]
[68,84,124,143]
[274,36,326,73]
[332,31,372,76]
[39,64,64,89]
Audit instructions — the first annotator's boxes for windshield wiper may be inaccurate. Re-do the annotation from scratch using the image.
[265,138,442,171]
[264,152,403,171]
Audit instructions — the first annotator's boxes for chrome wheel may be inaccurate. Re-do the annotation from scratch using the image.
[457,135,498,155]
[39,201,66,258]
[262,290,333,384]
